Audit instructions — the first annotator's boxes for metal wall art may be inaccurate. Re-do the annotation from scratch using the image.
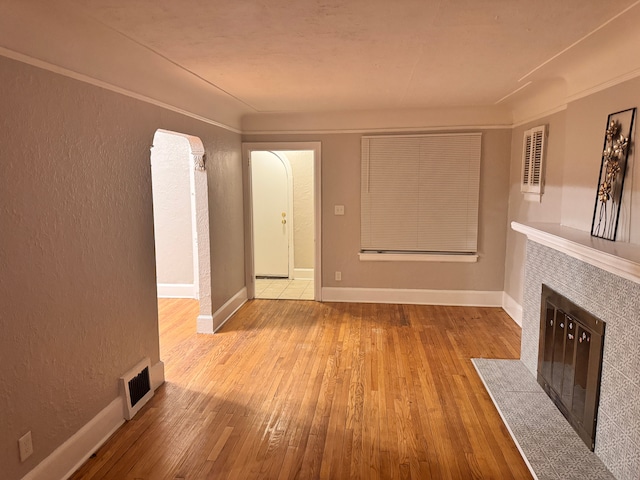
[591,107,636,240]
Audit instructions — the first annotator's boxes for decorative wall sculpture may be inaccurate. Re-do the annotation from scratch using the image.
[591,107,636,240]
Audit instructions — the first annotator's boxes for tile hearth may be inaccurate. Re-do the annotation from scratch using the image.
[473,358,614,480]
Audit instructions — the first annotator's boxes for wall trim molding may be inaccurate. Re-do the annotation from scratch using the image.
[4,45,640,138]
[196,314,214,334]
[502,292,523,327]
[565,66,640,105]
[0,48,242,134]
[512,68,640,128]
[22,361,164,480]
[321,287,502,306]
[213,287,248,333]
[512,104,568,128]
[197,287,248,334]
[21,399,125,480]
[242,123,513,136]
[293,268,314,280]
[150,360,165,391]
[156,283,196,299]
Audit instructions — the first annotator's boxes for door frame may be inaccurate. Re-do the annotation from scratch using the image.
[243,142,322,301]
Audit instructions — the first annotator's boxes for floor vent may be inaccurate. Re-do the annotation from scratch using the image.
[120,358,154,420]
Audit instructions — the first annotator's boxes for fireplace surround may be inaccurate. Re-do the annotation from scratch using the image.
[514,222,640,480]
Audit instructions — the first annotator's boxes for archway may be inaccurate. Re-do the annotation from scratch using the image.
[151,129,212,332]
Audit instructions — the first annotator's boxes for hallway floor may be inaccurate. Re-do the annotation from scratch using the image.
[255,278,314,300]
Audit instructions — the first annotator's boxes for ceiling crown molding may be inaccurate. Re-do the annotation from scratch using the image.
[241,107,513,135]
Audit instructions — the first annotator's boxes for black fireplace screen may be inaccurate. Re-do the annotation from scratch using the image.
[538,285,605,451]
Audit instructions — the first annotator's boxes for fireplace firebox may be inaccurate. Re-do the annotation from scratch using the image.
[538,285,605,451]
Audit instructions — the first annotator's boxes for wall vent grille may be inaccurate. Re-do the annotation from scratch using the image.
[120,358,154,420]
[129,368,150,407]
[521,125,547,197]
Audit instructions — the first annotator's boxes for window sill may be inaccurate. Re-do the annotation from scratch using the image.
[358,252,478,263]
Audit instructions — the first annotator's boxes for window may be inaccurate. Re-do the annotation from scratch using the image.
[361,133,481,259]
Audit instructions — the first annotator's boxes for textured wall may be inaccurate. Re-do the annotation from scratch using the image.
[522,241,640,480]
[0,55,244,479]
[205,132,245,322]
[151,131,194,286]
[244,130,512,292]
[283,151,314,270]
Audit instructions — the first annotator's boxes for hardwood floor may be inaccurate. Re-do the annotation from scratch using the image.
[70,299,532,479]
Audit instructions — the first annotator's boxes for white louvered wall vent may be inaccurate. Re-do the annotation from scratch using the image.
[120,357,154,420]
[521,125,547,199]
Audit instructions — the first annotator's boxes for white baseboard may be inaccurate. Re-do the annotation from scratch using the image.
[21,399,124,480]
[213,287,248,333]
[196,314,214,334]
[22,361,165,480]
[321,287,502,306]
[197,287,248,334]
[293,268,314,280]
[150,360,165,390]
[502,292,523,327]
[157,283,196,299]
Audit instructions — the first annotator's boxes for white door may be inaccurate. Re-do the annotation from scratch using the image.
[251,151,289,277]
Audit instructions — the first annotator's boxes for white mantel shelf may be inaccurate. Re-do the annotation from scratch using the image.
[512,221,640,285]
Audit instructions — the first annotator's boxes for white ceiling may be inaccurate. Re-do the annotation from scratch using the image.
[2,0,640,128]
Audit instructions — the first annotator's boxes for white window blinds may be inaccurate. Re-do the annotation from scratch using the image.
[361,133,481,254]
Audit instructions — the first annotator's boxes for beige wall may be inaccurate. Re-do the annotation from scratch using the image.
[244,130,512,291]
[0,55,244,480]
[504,76,640,308]
[561,77,640,243]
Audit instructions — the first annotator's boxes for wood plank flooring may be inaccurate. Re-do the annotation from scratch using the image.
[70,299,532,479]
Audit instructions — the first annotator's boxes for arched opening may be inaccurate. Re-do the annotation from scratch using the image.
[151,129,212,332]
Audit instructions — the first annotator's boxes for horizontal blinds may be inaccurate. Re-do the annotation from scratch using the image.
[361,133,481,253]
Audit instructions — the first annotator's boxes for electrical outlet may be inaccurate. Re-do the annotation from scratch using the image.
[334,205,345,215]
[19,431,33,462]
[335,271,342,281]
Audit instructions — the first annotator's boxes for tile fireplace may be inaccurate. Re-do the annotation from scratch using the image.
[514,222,640,480]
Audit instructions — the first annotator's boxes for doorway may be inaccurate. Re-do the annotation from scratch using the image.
[243,142,322,301]
[151,129,213,331]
